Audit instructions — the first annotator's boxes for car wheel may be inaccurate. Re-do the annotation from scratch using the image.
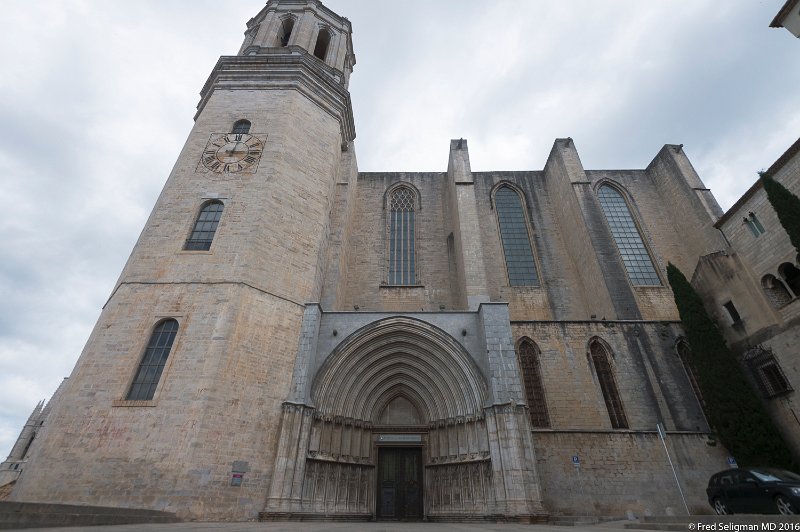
[713,498,730,515]
[776,495,796,515]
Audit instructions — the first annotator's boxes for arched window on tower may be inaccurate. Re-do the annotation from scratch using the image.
[589,339,628,429]
[762,274,793,308]
[231,119,251,134]
[126,319,179,401]
[517,338,550,428]
[387,186,416,285]
[494,186,539,286]
[278,17,294,47]
[675,338,707,418]
[597,184,661,286]
[314,28,331,61]
[185,201,224,251]
[779,262,800,297]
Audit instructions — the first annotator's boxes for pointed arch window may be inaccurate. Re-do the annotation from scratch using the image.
[185,201,224,251]
[314,28,331,61]
[675,338,707,416]
[388,187,416,285]
[495,186,539,286]
[126,319,179,401]
[597,185,660,286]
[231,119,251,134]
[517,339,550,428]
[589,339,628,429]
[278,17,294,47]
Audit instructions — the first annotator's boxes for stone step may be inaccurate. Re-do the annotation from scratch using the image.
[548,515,602,526]
[0,502,179,529]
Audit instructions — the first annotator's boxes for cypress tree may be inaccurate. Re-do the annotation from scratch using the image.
[761,174,800,254]
[667,262,793,469]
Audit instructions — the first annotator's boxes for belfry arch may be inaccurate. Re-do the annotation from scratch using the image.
[264,310,545,521]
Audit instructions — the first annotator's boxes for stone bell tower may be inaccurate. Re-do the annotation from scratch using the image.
[10,0,357,521]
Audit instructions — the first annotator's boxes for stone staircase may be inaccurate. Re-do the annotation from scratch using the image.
[0,501,180,529]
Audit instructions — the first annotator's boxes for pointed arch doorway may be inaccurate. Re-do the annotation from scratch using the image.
[264,316,499,521]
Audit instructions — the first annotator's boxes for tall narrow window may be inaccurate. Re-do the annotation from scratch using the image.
[589,339,628,429]
[231,119,251,134]
[185,201,224,251]
[676,338,707,416]
[723,300,742,324]
[126,319,179,401]
[495,186,539,286]
[278,18,294,47]
[314,28,331,60]
[388,187,415,285]
[597,185,660,286]
[743,211,766,237]
[517,339,550,428]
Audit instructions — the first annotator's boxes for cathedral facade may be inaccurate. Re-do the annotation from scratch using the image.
[3,0,740,521]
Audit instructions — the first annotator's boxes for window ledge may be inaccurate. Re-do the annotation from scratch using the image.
[179,250,213,255]
[112,399,158,407]
[380,284,425,289]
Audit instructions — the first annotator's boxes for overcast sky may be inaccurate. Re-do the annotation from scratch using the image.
[1,0,798,459]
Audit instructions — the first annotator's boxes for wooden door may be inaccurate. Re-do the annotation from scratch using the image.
[377,447,422,520]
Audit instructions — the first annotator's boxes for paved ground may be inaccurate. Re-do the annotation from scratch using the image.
[2,521,647,532]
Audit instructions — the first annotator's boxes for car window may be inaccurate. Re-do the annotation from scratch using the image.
[750,469,800,482]
[720,474,734,486]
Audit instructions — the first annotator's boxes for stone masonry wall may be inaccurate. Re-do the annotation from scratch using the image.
[533,431,729,516]
[342,172,458,312]
[12,284,303,520]
[511,321,708,432]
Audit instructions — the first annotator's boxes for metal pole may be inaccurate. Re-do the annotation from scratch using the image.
[657,423,690,515]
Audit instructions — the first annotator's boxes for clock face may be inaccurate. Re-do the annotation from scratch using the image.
[201,133,265,174]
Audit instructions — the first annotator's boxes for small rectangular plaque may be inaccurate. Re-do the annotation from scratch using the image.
[378,434,422,443]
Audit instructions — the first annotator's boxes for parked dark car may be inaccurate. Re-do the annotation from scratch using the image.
[707,468,800,515]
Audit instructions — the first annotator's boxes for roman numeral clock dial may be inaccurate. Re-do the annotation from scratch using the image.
[199,133,266,174]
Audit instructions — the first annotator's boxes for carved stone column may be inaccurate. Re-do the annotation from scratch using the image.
[264,403,314,514]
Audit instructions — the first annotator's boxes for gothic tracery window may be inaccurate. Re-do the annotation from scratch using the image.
[517,338,550,428]
[597,184,660,286]
[388,187,416,285]
[126,319,179,401]
[589,339,628,429]
[185,201,224,251]
[494,186,539,286]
